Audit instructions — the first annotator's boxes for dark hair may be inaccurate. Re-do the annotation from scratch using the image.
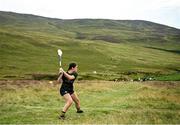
[68,62,77,70]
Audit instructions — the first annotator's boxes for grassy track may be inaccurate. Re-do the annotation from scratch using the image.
[0,80,179,124]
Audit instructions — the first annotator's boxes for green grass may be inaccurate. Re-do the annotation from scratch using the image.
[154,73,180,81]
[0,11,180,80]
[0,80,179,124]
[0,31,180,80]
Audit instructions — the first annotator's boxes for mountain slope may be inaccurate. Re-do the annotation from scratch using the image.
[0,11,180,80]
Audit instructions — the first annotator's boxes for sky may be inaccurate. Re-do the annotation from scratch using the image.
[0,0,180,29]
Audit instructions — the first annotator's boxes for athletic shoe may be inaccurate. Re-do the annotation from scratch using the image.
[59,115,65,120]
[59,111,66,120]
[77,110,84,113]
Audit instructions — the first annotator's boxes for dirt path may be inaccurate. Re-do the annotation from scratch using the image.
[0,80,179,88]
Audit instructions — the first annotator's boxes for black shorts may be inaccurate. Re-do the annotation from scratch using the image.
[60,87,74,96]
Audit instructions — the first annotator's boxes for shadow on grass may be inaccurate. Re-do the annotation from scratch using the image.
[144,46,180,55]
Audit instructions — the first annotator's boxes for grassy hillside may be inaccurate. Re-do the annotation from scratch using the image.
[0,11,180,80]
[0,80,179,124]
